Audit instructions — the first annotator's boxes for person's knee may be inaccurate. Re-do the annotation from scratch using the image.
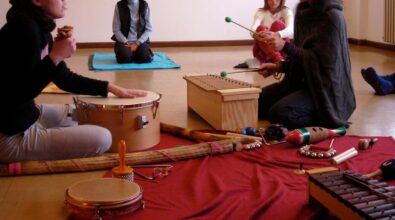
[116,54,133,64]
[268,106,299,129]
[268,106,314,130]
[135,47,153,63]
[115,44,133,64]
[270,20,286,32]
[93,127,112,153]
[256,25,269,32]
[136,54,153,63]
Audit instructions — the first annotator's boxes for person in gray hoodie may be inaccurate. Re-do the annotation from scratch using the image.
[254,0,355,130]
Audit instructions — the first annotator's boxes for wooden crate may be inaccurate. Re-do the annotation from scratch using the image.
[184,74,261,130]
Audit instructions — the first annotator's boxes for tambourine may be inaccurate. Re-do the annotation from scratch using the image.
[65,178,144,219]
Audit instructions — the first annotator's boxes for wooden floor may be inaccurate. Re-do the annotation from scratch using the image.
[1,45,395,220]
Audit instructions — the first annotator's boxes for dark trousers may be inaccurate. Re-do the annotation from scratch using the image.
[258,80,318,129]
[114,42,153,64]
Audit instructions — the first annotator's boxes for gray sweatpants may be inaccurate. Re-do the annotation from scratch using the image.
[0,104,112,163]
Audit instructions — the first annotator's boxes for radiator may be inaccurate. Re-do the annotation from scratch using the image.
[384,0,395,43]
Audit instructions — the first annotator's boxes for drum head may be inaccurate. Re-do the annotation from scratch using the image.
[66,178,141,204]
[76,91,160,108]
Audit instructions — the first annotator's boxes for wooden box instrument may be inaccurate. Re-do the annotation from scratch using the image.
[183,74,261,130]
[308,170,395,219]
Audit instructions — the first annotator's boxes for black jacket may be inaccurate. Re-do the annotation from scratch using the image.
[0,6,109,135]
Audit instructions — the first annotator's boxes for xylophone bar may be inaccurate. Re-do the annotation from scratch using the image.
[308,170,395,220]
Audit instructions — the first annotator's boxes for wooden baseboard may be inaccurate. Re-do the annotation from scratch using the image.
[77,40,253,48]
[348,38,395,51]
[76,39,395,51]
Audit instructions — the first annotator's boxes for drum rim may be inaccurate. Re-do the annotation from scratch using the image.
[66,178,142,205]
[74,92,162,110]
[65,189,143,210]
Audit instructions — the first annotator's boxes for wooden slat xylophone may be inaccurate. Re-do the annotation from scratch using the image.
[183,74,254,91]
[183,74,261,130]
[309,170,395,220]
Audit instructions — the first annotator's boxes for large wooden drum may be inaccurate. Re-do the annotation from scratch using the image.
[65,178,144,219]
[74,91,161,152]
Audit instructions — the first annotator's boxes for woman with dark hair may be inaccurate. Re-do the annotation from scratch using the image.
[255,0,356,129]
[0,0,147,163]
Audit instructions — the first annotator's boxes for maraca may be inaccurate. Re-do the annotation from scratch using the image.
[286,126,346,146]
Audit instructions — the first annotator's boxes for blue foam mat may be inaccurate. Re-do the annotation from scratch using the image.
[89,52,180,71]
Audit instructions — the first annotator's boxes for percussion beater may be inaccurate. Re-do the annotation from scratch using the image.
[225,17,257,35]
[220,69,260,77]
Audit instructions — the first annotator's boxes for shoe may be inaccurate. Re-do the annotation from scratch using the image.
[234,62,248,69]
[245,58,261,69]
[361,67,393,95]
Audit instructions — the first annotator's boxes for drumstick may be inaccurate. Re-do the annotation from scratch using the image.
[220,69,260,77]
[118,140,127,171]
[225,17,257,35]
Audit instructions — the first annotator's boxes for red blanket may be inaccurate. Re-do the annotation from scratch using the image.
[105,134,395,220]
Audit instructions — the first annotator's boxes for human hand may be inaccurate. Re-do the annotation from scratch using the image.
[262,32,285,51]
[55,25,73,41]
[126,42,138,52]
[258,63,280,78]
[108,84,147,98]
[253,31,268,42]
[253,26,269,40]
[49,37,77,65]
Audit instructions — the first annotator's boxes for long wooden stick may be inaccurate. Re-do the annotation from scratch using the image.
[225,17,257,35]
[160,123,235,141]
[0,124,261,176]
[225,69,260,75]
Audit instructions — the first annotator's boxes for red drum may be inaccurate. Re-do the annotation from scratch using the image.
[74,91,161,152]
[65,178,144,219]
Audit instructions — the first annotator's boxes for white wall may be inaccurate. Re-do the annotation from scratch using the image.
[0,0,389,44]
[0,0,298,42]
[343,0,388,44]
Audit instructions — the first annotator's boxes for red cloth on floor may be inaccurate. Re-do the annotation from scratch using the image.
[103,134,395,220]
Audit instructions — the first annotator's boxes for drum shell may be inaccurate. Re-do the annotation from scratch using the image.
[75,94,160,153]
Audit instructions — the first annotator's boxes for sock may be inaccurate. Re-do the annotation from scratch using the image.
[361,67,394,95]
[382,73,395,93]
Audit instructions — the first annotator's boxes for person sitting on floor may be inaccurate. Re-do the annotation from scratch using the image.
[251,0,294,63]
[112,0,153,64]
[235,0,294,68]
[0,0,147,163]
[253,0,356,130]
[361,67,395,96]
